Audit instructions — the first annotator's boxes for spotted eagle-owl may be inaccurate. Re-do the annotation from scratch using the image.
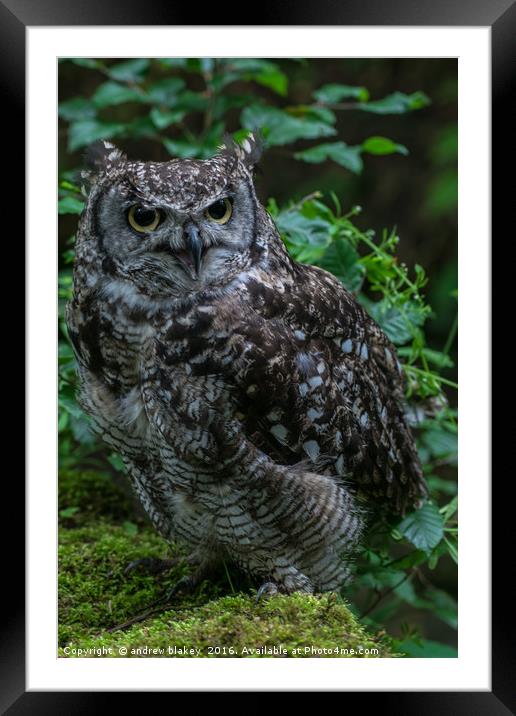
[66,136,427,597]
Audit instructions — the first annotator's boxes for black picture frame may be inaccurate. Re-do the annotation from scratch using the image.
[8,0,512,709]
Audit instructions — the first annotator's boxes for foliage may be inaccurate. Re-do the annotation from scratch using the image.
[59,57,429,169]
[58,58,457,658]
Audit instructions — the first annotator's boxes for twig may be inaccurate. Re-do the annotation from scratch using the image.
[313,101,361,111]
[291,191,323,210]
[404,365,458,390]
[222,560,236,594]
[442,312,458,357]
[105,598,176,634]
[359,570,414,620]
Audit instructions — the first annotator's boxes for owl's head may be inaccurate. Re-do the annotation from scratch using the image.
[78,135,265,299]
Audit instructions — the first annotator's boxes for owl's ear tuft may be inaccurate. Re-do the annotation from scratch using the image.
[219,131,264,171]
[81,140,127,191]
[84,140,126,170]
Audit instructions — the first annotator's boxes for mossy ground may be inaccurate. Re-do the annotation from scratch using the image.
[58,469,395,658]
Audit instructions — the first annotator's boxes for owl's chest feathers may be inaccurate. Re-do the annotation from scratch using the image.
[78,292,158,443]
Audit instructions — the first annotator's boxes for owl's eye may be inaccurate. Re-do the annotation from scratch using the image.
[127,205,161,233]
[205,198,232,224]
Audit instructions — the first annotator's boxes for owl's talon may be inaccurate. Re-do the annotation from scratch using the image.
[163,575,195,602]
[255,581,279,605]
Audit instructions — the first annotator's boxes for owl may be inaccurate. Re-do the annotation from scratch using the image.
[66,136,427,599]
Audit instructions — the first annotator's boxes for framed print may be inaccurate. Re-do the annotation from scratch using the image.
[7,0,512,708]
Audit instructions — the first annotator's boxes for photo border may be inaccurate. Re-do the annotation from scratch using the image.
[8,0,512,708]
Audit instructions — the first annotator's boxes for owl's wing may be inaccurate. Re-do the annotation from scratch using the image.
[231,260,427,515]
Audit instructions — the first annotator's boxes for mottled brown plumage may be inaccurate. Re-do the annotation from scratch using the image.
[66,137,427,595]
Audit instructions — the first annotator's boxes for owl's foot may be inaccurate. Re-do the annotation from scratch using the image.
[255,581,279,605]
[122,556,180,576]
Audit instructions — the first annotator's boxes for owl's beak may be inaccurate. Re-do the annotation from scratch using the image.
[176,222,203,279]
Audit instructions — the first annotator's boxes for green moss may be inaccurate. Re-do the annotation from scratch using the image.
[60,592,393,658]
[59,470,395,658]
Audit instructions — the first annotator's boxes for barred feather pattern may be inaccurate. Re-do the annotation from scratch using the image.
[66,139,426,593]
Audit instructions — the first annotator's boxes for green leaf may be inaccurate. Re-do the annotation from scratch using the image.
[149,107,186,130]
[428,540,448,570]
[229,58,278,74]
[174,90,210,112]
[59,341,75,362]
[254,70,288,96]
[58,196,84,215]
[393,576,419,604]
[162,138,200,159]
[368,298,427,345]
[397,502,445,553]
[201,120,225,147]
[146,77,186,105]
[427,475,457,496]
[58,411,69,432]
[241,105,336,146]
[179,58,211,74]
[421,426,457,463]
[440,495,458,523]
[396,638,457,658]
[294,142,363,174]
[108,58,150,82]
[108,453,126,473]
[399,347,454,369]
[125,116,157,140]
[92,81,144,108]
[213,94,256,120]
[362,136,408,156]
[360,568,406,591]
[68,119,126,152]
[70,415,96,446]
[413,591,456,627]
[58,97,96,121]
[390,577,458,629]
[359,91,431,114]
[122,521,138,536]
[59,506,80,519]
[444,536,458,564]
[423,588,458,628]
[69,58,104,70]
[58,389,84,419]
[302,105,337,125]
[221,59,289,96]
[60,180,81,193]
[384,550,428,571]
[157,58,188,70]
[313,84,369,103]
[317,238,365,292]
[276,210,331,248]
